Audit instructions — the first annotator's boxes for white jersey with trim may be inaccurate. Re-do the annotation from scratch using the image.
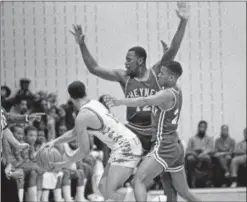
[80,100,138,149]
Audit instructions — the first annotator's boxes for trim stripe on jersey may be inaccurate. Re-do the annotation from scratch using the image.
[81,107,105,131]
[151,68,161,90]
[153,111,169,169]
[166,88,177,111]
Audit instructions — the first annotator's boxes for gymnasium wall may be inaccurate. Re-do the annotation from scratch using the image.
[1,2,246,142]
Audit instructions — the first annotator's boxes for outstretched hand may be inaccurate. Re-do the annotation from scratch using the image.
[103,95,121,108]
[176,2,190,20]
[70,24,85,44]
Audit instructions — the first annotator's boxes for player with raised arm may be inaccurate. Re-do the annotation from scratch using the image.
[45,81,142,202]
[71,2,189,201]
[105,61,202,202]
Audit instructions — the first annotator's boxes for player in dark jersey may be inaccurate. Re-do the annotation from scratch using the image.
[106,61,202,202]
[71,2,189,201]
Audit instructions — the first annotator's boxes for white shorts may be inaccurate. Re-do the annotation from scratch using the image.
[108,136,142,168]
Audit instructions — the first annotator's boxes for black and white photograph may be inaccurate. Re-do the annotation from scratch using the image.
[1,1,246,202]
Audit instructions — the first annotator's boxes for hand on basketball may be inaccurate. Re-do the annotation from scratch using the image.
[70,24,85,44]
[28,113,46,122]
[176,2,190,20]
[103,95,120,107]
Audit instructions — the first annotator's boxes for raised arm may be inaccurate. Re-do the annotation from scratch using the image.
[71,25,126,84]
[106,89,174,110]
[153,2,189,73]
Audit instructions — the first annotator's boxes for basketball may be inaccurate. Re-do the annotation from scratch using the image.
[36,145,63,171]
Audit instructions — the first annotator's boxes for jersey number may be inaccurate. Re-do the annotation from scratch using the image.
[171,109,179,124]
[136,105,151,112]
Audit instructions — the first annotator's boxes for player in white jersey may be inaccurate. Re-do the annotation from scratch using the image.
[46,81,142,202]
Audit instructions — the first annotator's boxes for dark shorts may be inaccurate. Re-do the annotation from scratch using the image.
[148,138,184,172]
[125,123,152,153]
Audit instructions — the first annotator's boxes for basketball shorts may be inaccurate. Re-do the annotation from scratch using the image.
[148,137,184,172]
[108,136,142,168]
[125,123,152,153]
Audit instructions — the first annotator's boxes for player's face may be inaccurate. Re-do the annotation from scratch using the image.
[13,127,24,142]
[157,66,173,86]
[125,51,141,77]
[26,130,37,145]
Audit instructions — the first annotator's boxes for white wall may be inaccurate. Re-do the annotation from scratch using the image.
[1,2,246,142]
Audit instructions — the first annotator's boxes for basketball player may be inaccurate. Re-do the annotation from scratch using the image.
[105,61,202,202]
[71,2,189,201]
[46,81,143,202]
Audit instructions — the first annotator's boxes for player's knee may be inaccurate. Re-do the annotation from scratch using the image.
[134,169,147,184]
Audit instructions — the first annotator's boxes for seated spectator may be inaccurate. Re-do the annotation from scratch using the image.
[2,125,25,202]
[230,128,247,187]
[213,125,235,186]
[61,140,88,201]
[1,85,13,112]
[18,126,44,201]
[185,120,214,188]
[35,128,47,150]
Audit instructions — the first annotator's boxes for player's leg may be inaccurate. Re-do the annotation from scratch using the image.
[159,172,178,202]
[133,155,164,202]
[170,168,202,202]
[105,164,134,201]
[98,162,111,198]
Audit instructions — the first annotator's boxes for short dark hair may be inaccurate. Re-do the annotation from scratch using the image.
[68,81,86,99]
[98,94,109,110]
[24,126,37,135]
[198,120,208,128]
[162,61,183,78]
[10,124,23,133]
[128,46,147,62]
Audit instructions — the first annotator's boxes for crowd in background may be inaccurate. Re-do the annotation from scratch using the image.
[1,78,246,202]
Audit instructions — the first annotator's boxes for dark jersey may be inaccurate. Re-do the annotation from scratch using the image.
[151,86,182,142]
[124,69,160,128]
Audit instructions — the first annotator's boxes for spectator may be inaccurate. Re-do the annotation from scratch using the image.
[185,120,214,188]
[10,97,29,115]
[62,140,88,201]
[230,128,247,187]
[214,125,235,186]
[20,126,44,201]
[15,78,34,104]
[2,125,25,202]
[1,85,13,112]
[35,128,47,150]
[61,100,77,130]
